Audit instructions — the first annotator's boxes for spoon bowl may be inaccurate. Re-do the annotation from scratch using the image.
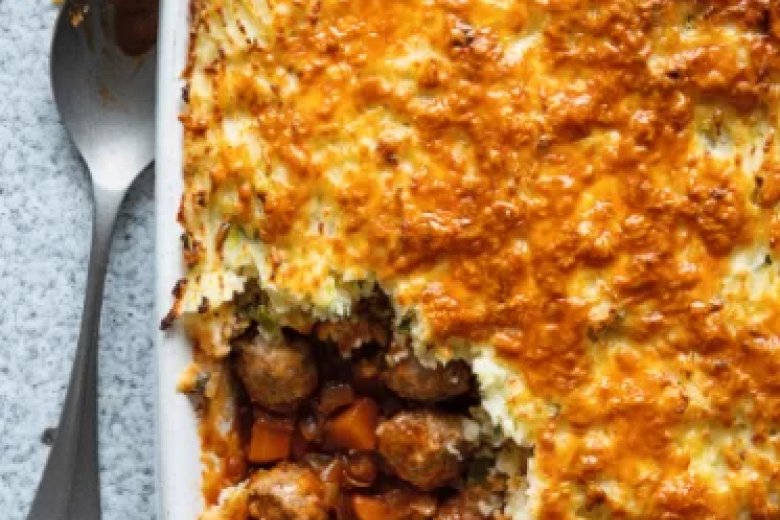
[51,0,155,188]
[27,1,156,518]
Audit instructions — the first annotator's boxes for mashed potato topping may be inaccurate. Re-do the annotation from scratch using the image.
[175,0,780,517]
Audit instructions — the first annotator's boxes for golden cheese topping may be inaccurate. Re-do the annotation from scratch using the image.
[178,0,780,517]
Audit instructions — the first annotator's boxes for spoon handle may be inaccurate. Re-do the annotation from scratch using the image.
[27,185,125,520]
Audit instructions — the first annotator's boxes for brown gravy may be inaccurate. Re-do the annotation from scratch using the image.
[111,0,158,56]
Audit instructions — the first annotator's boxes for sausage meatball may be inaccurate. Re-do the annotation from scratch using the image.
[383,345,471,402]
[247,463,327,520]
[315,318,389,356]
[351,488,438,519]
[377,411,475,490]
[234,335,317,413]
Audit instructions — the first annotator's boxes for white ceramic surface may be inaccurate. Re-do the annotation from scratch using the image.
[155,1,203,518]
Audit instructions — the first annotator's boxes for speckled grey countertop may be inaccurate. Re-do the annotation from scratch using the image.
[0,1,156,518]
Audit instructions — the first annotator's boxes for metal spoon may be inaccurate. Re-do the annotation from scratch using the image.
[27,1,155,518]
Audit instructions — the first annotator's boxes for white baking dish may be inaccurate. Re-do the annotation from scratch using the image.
[155,1,204,518]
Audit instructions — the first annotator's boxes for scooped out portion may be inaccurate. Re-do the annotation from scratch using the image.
[188,289,517,520]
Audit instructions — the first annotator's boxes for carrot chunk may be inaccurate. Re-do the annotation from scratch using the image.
[247,418,293,464]
[352,495,391,520]
[325,398,379,451]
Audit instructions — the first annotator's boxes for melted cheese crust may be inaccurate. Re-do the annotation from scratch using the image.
[179,0,780,517]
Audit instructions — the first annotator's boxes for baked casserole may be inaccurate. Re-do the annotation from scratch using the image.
[166,0,780,518]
